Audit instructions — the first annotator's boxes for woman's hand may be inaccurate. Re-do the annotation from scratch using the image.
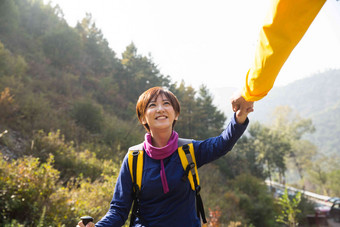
[235,102,253,124]
[230,91,254,124]
[77,220,95,227]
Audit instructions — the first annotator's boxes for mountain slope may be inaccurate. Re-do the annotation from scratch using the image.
[212,69,340,157]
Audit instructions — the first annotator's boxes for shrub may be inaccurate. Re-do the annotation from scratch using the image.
[0,154,60,226]
[230,174,278,227]
[0,151,120,226]
[276,189,301,227]
[31,130,104,181]
[71,100,103,133]
[0,88,18,125]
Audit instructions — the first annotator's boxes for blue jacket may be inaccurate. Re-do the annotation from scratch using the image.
[96,114,248,227]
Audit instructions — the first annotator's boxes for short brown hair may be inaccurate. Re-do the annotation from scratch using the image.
[136,87,180,132]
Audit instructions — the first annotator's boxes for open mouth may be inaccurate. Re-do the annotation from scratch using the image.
[156,116,167,120]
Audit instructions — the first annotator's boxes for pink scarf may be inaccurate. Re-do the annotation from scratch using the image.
[143,131,179,194]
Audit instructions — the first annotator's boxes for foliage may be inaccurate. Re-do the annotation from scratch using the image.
[216,136,265,180]
[271,106,316,183]
[195,85,226,139]
[42,26,82,68]
[247,122,291,182]
[276,189,301,227]
[271,106,315,141]
[0,0,226,151]
[0,88,19,125]
[71,100,104,133]
[76,13,119,75]
[287,139,317,184]
[306,155,340,196]
[0,153,60,226]
[172,83,197,137]
[173,83,226,139]
[296,195,315,226]
[0,0,20,37]
[328,169,340,195]
[0,41,27,78]
[15,91,58,134]
[251,70,340,158]
[30,130,106,181]
[200,167,278,226]
[0,152,119,226]
[229,174,278,227]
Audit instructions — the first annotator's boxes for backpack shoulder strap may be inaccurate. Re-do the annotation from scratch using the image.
[128,143,144,191]
[127,143,144,226]
[177,142,199,191]
[177,139,207,224]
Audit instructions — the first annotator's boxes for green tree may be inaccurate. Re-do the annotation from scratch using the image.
[287,140,317,186]
[216,136,266,180]
[230,173,278,226]
[271,106,315,141]
[172,82,198,138]
[307,157,329,195]
[0,0,20,42]
[270,106,316,185]
[195,85,226,139]
[328,169,340,195]
[276,189,301,227]
[76,13,119,75]
[0,41,27,79]
[121,43,171,96]
[172,83,226,139]
[42,26,82,68]
[248,122,290,183]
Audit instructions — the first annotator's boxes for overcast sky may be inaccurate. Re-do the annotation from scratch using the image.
[44,0,340,90]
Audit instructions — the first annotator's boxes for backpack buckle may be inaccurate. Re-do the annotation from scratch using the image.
[195,185,201,195]
[182,144,189,151]
[181,162,195,181]
[132,150,140,156]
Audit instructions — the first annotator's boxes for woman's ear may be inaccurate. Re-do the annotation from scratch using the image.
[175,114,179,121]
[141,117,147,125]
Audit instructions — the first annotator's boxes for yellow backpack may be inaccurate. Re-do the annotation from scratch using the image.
[127,138,207,226]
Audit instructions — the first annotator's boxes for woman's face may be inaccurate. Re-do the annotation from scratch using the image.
[142,94,178,133]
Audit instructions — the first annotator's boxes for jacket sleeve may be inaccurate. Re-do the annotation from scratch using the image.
[194,113,249,168]
[242,0,326,102]
[95,154,133,227]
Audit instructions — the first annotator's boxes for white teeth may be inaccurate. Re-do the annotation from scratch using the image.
[156,116,167,119]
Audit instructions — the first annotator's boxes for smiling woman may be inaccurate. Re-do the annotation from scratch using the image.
[77,86,252,227]
[136,87,180,135]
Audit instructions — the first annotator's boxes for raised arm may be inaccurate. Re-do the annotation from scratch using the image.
[194,113,249,168]
[234,0,326,107]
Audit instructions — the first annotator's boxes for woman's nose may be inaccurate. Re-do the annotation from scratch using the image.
[156,105,165,112]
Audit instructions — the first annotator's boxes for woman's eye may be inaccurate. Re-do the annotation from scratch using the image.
[148,103,156,107]
[164,101,170,105]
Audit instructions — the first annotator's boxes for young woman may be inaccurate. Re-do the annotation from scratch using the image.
[78,87,252,227]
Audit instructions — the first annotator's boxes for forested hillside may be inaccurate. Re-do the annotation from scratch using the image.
[0,0,226,159]
[247,70,340,158]
[212,70,340,158]
[1,0,339,226]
